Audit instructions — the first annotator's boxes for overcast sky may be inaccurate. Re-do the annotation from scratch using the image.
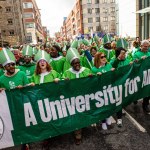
[36,0,76,36]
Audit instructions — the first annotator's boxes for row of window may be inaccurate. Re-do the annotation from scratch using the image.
[0,6,12,12]
[88,26,115,32]
[87,0,115,4]
[1,30,14,35]
[88,16,115,23]
[87,7,115,14]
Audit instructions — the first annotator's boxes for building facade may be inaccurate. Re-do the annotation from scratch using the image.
[61,0,116,38]
[23,0,44,44]
[136,0,150,40]
[0,0,25,46]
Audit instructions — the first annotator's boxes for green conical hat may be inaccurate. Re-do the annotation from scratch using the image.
[66,48,80,64]
[34,50,50,63]
[22,45,33,57]
[0,48,15,66]
[32,47,38,55]
[116,38,128,49]
[62,45,67,52]
[71,40,78,48]
[82,39,90,46]
[102,34,111,44]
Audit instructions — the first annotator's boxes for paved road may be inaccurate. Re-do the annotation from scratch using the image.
[3,101,150,150]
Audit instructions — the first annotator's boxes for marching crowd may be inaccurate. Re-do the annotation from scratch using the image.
[0,34,150,148]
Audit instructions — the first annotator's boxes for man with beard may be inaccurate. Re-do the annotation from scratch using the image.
[0,48,30,150]
[19,45,36,82]
[98,34,115,62]
[62,48,92,145]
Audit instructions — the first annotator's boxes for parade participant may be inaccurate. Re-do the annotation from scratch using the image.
[98,34,115,62]
[133,40,150,113]
[0,48,30,150]
[92,52,115,130]
[63,48,92,145]
[90,46,97,63]
[19,45,36,82]
[132,40,140,56]
[49,45,66,75]
[111,38,131,127]
[31,50,60,84]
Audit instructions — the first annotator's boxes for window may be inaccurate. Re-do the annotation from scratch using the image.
[25,23,34,28]
[9,30,14,35]
[26,32,32,42]
[102,0,107,3]
[103,17,108,22]
[87,8,92,14]
[88,27,93,32]
[103,8,108,13]
[96,17,100,22]
[95,0,99,4]
[111,16,115,21]
[110,0,115,3]
[23,2,33,9]
[7,19,13,25]
[110,7,115,12]
[23,13,34,18]
[0,6,3,12]
[104,25,108,31]
[88,18,93,23]
[6,7,11,12]
[96,26,100,31]
[95,8,100,13]
[87,0,92,4]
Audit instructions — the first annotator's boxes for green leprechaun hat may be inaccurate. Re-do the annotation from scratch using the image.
[82,39,90,46]
[22,45,33,57]
[32,47,38,55]
[34,50,50,63]
[102,34,111,44]
[116,38,128,49]
[0,48,15,66]
[71,40,78,49]
[66,48,80,64]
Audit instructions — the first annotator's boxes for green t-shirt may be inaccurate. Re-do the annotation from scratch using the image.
[0,69,4,77]
[31,70,60,84]
[0,70,29,90]
[62,67,91,79]
[19,63,36,82]
[133,50,150,60]
[50,56,65,75]
[92,63,112,75]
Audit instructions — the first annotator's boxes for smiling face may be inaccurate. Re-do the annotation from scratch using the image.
[4,63,15,75]
[118,50,126,60]
[71,58,81,71]
[99,54,107,65]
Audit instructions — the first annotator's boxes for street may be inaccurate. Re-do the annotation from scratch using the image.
[4,100,150,150]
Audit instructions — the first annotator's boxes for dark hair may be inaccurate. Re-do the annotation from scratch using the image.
[52,45,61,52]
[115,47,126,58]
[35,61,52,75]
[90,46,97,53]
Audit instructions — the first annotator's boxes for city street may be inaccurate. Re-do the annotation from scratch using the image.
[4,101,150,150]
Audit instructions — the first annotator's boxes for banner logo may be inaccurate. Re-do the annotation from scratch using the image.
[0,116,4,140]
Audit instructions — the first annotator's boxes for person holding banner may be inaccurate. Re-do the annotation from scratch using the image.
[111,38,131,127]
[0,48,31,150]
[31,50,60,84]
[133,40,150,113]
[63,48,92,145]
[92,52,115,130]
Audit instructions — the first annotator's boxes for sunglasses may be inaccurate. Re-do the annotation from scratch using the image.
[100,55,106,59]
[5,63,15,67]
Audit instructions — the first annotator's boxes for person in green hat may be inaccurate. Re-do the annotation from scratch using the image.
[18,45,36,82]
[98,34,115,62]
[49,45,66,75]
[31,50,60,84]
[62,47,92,145]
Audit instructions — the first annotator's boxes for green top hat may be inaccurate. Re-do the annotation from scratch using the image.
[34,50,50,63]
[116,38,128,49]
[32,47,38,55]
[22,45,33,57]
[66,48,80,64]
[0,48,15,66]
[102,34,111,44]
[82,39,90,46]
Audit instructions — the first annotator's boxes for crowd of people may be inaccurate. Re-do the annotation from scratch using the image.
[0,34,150,148]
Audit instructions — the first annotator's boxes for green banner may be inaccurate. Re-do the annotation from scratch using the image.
[1,57,150,149]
